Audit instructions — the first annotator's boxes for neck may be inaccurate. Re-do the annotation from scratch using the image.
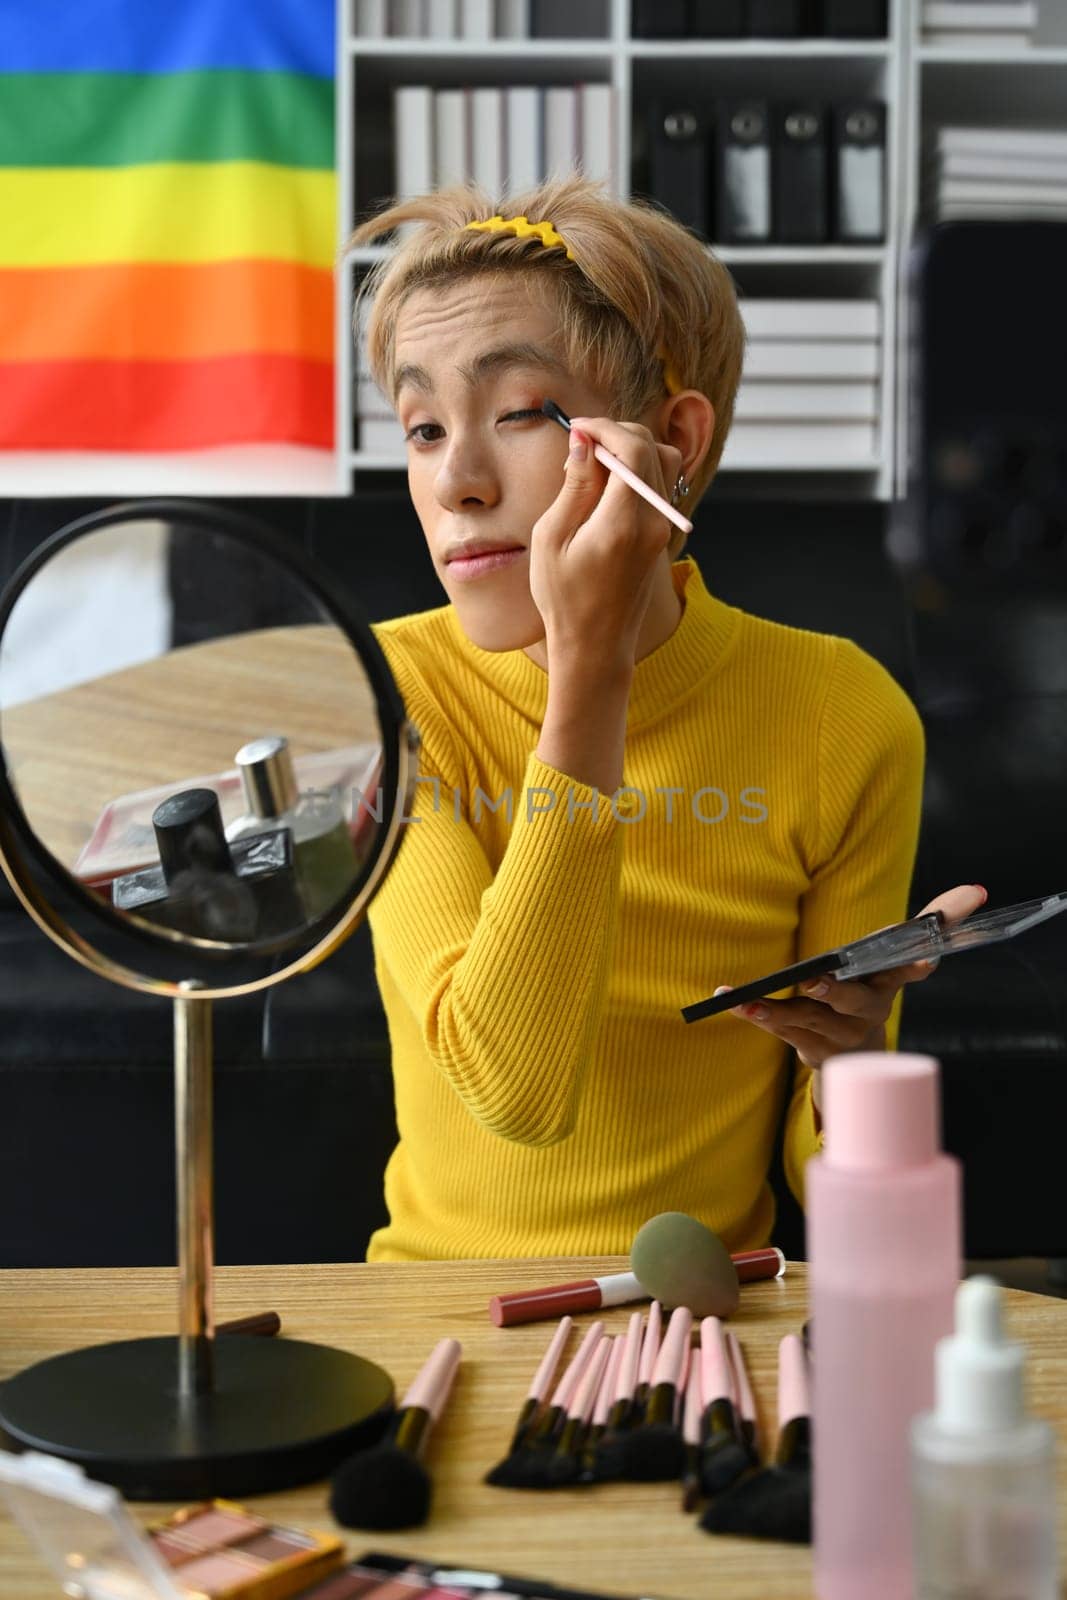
[523,556,685,673]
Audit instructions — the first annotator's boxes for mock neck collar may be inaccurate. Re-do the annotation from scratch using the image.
[444,556,740,733]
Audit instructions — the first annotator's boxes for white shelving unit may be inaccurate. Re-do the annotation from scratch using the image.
[340,0,906,499]
[893,0,1067,495]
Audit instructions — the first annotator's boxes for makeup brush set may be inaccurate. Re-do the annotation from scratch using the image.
[484,1305,813,1543]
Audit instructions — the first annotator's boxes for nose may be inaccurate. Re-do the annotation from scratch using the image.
[433,429,500,513]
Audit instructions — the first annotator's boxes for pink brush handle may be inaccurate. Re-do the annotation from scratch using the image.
[593,1335,625,1428]
[652,1306,693,1388]
[638,1301,663,1387]
[778,1333,811,1429]
[573,1337,612,1424]
[700,1317,733,1405]
[616,1311,644,1403]
[527,1316,574,1403]
[589,440,693,536]
[682,1348,704,1445]
[401,1337,462,1420]
[726,1331,757,1426]
[550,1319,605,1411]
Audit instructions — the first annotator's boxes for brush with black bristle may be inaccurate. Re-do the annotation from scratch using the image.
[615,1304,692,1482]
[700,1332,812,1545]
[485,1318,605,1488]
[574,1331,624,1480]
[543,1333,613,1487]
[329,1336,461,1530]
[725,1329,761,1472]
[697,1315,752,1496]
[508,1315,574,1457]
[631,1297,662,1424]
[680,1337,704,1511]
[585,1310,643,1482]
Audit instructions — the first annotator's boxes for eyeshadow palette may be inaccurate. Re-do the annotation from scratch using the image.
[146,1500,344,1600]
[297,1553,655,1600]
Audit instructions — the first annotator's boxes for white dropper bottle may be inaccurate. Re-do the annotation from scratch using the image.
[911,1274,1058,1600]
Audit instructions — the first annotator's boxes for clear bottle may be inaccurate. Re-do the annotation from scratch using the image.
[807,1052,962,1600]
[226,735,358,920]
[911,1274,1058,1600]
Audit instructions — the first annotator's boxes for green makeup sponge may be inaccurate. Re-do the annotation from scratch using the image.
[630,1212,740,1319]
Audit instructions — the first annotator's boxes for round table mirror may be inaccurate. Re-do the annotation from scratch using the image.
[0,500,420,1498]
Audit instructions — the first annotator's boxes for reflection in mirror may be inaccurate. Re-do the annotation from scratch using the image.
[0,519,385,949]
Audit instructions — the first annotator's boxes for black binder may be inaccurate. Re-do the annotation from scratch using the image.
[773,103,829,243]
[820,0,887,35]
[631,0,688,34]
[746,0,808,34]
[690,0,745,33]
[831,100,886,242]
[715,100,772,243]
[648,101,711,237]
[531,0,604,34]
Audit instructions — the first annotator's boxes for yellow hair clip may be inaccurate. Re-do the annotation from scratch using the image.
[658,350,683,396]
[464,214,576,261]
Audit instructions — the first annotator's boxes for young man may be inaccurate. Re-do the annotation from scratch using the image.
[347,176,982,1261]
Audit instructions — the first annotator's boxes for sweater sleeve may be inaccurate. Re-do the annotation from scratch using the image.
[366,640,625,1147]
[783,638,926,1205]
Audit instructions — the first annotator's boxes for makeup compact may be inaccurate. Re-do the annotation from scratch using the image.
[0,1452,344,1600]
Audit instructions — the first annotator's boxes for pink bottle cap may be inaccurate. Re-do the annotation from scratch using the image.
[823,1051,941,1172]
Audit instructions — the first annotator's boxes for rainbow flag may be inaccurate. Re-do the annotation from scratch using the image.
[0,1,336,452]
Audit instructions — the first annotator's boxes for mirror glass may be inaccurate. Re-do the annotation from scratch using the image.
[0,516,387,950]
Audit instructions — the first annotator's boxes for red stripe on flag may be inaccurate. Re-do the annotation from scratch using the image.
[0,353,334,450]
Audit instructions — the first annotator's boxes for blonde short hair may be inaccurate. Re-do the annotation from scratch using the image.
[346,175,746,553]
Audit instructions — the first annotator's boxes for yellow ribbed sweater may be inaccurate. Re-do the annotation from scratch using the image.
[365,555,925,1262]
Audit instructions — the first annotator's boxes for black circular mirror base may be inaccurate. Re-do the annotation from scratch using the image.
[0,1336,395,1500]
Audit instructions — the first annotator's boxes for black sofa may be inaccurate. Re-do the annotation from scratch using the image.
[1,490,1065,1267]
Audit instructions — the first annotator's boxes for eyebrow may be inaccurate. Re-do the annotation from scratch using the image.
[392,342,567,403]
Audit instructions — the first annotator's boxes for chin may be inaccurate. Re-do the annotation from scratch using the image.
[450,589,545,653]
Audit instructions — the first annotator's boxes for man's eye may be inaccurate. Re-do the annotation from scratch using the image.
[404,410,544,444]
[404,423,443,443]
[504,408,545,423]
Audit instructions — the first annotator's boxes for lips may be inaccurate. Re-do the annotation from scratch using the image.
[446,543,525,564]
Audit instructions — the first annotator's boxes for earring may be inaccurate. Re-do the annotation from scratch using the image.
[671,473,691,508]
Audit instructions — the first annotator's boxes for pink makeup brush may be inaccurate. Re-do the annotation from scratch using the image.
[578,1331,625,1476]
[486,1320,605,1487]
[701,1332,813,1545]
[329,1337,461,1531]
[587,1311,644,1482]
[681,1343,704,1512]
[541,399,693,537]
[633,1299,663,1423]
[699,1316,751,1495]
[617,1305,693,1482]
[726,1329,761,1470]
[507,1315,574,1455]
[545,1335,614,1487]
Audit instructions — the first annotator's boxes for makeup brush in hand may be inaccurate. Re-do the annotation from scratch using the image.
[700,1332,812,1544]
[330,1337,461,1531]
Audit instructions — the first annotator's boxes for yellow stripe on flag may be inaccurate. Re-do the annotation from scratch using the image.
[0,162,337,269]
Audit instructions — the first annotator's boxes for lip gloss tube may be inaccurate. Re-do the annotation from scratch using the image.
[488,1248,785,1326]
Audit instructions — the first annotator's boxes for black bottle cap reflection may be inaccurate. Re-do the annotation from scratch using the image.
[153,788,233,885]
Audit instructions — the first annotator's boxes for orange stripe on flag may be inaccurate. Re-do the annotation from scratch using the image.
[0,353,333,450]
[0,260,335,363]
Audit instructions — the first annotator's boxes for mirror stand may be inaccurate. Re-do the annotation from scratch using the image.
[0,985,395,1499]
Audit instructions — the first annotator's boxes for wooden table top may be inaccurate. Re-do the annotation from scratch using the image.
[1,1259,1065,1600]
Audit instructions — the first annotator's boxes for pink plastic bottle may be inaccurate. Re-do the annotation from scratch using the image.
[807,1052,962,1600]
